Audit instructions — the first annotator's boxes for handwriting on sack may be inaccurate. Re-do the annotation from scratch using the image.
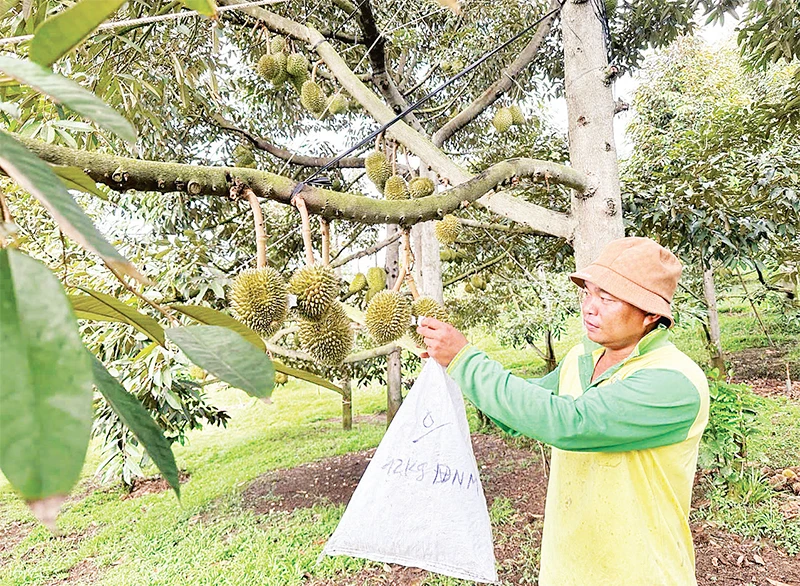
[380,456,479,493]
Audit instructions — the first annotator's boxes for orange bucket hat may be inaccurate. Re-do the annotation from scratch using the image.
[569,237,682,327]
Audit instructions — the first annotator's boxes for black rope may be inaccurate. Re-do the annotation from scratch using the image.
[291,1,564,199]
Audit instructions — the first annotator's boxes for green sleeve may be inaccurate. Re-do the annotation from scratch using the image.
[447,346,701,452]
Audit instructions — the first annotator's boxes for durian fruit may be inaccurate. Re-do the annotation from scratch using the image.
[409,296,449,345]
[300,80,326,114]
[270,36,287,54]
[274,371,289,385]
[286,52,309,77]
[257,54,281,81]
[439,247,459,262]
[510,104,525,125]
[270,52,289,86]
[434,214,461,245]
[288,264,339,321]
[365,150,391,189]
[492,107,513,133]
[365,290,413,344]
[188,365,206,380]
[289,67,309,93]
[409,176,435,198]
[366,266,387,291]
[232,144,257,168]
[384,175,410,200]
[470,275,487,290]
[230,267,289,337]
[464,282,474,293]
[327,93,349,115]
[349,272,367,293]
[298,301,353,366]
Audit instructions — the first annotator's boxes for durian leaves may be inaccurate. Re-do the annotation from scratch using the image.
[166,326,274,398]
[181,0,217,17]
[29,0,126,68]
[0,249,93,506]
[0,131,144,283]
[171,304,264,351]
[170,305,344,395]
[51,166,108,200]
[89,354,180,498]
[0,57,136,144]
[70,288,165,346]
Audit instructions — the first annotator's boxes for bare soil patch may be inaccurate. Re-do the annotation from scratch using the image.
[42,558,101,585]
[245,434,800,586]
[740,376,800,402]
[121,471,190,500]
[730,346,799,381]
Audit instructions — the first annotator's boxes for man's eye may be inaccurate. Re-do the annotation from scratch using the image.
[600,297,613,303]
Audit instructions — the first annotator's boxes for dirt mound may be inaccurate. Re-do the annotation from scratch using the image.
[245,434,800,586]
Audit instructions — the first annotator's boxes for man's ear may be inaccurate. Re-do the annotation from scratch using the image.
[643,313,661,328]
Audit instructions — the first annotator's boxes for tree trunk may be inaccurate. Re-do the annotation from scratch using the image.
[562,0,624,269]
[544,329,557,373]
[702,265,727,377]
[341,367,352,430]
[385,225,403,424]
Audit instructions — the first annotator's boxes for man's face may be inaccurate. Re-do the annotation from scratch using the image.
[580,281,660,350]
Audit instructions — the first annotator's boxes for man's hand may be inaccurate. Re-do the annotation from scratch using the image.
[416,317,469,367]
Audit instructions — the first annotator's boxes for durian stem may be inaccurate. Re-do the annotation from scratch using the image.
[106,263,180,327]
[293,196,315,265]
[406,273,420,300]
[246,188,268,269]
[392,229,412,293]
[392,262,407,292]
[320,218,330,265]
[391,141,397,175]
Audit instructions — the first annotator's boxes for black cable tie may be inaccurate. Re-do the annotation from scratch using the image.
[291,182,307,199]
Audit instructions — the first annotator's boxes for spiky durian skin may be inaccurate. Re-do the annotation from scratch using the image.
[257,54,280,80]
[298,302,353,366]
[327,93,349,115]
[365,150,390,188]
[464,282,474,293]
[349,272,367,293]
[510,104,525,125]
[232,144,256,168]
[366,266,387,290]
[300,80,326,113]
[365,290,413,345]
[409,177,435,198]
[470,275,487,290]
[289,264,339,321]
[434,214,461,245]
[289,67,309,93]
[383,175,410,200]
[409,297,449,345]
[230,267,288,337]
[274,371,289,385]
[286,53,309,77]
[270,36,286,54]
[492,107,513,133]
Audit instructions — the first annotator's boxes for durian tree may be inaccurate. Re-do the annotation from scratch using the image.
[2,0,798,526]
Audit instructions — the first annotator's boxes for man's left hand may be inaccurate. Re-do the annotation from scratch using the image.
[416,318,469,367]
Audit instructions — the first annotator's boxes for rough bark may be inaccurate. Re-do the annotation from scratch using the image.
[17,134,583,231]
[562,0,624,269]
[702,265,727,376]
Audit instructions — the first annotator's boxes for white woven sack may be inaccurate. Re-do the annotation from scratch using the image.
[322,359,497,583]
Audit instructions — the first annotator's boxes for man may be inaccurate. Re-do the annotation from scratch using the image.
[416,237,709,586]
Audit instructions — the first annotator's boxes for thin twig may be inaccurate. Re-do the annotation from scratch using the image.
[321,218,331,265]
[329,231,402,268]
[736,266,775,347]
[106,264,179,326]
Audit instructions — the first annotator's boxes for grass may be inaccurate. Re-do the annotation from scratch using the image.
[1,297,798,585]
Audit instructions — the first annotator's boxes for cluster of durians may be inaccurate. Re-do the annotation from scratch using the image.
[364,149,436,200]
[464,274,488,293]
[256,36,349,117]
[492,104,526,133]
[364,291,450,347]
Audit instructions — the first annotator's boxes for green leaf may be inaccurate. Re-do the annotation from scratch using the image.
[51,165,108,200]
[272,361,344,396]
[0,56,136,143]
[0,130,145,283]
[182,0,217,17]
[70,288,165,345]
[29,0,126,68]
[166,326,274,398]
[0,248,93,501]
[171,304,264,350]
[89,354,180,497]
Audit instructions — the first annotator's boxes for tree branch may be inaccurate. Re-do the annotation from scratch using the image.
[212,113,366,168]
[18,136,584,232]
[456,217,542,236]
[443,254,505,287]
[330,230,402,268]
[432,0,561,148]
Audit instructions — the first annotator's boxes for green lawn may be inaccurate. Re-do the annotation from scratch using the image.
[1,301,798,584]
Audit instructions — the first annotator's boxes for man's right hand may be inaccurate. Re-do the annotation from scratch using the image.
[415,318,469,368]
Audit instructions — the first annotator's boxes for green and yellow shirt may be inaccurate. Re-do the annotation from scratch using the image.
[447,327,709,586]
